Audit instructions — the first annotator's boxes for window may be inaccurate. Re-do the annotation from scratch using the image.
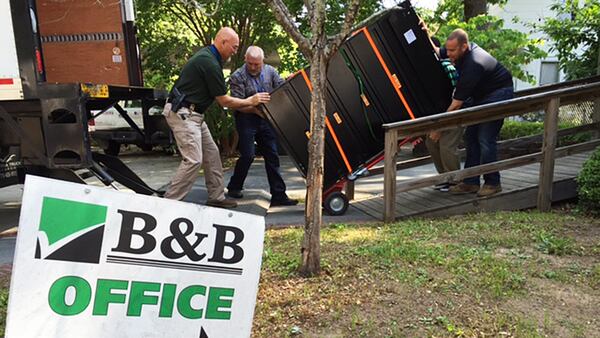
[540,61,559,85]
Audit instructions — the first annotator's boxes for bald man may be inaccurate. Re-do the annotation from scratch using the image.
[163,28,270,208]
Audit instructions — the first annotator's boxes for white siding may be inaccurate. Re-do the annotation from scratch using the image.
[490,0,567,90]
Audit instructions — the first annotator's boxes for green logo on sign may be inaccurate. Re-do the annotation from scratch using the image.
[36,197,108,264]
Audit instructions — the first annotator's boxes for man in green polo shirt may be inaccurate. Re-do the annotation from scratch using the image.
[163,27,270,208]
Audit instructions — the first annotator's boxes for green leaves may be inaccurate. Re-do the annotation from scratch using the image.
[576,147,600,215]
[420,0,547,85]
[535,0,600,80]
[135,0,383,89]
[135,0,293,89]
[431,14,547,85]
[537,230,576,256]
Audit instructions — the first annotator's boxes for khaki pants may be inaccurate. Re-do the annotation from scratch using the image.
[163,103,225,201]
[425,127,463,178]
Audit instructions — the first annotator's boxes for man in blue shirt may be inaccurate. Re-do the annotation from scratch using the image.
[424,27,514,197]
[226,46,298,207]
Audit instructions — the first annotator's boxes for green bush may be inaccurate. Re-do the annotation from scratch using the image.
[500,120,545,140]
[576,147,600,215]
[500,120,592,145]
[204,103,235,150]
[560,130,593,146]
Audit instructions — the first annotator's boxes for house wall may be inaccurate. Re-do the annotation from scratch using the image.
[490,0,566,90]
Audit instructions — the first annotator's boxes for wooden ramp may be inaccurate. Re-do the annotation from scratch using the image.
[353,151,593,220]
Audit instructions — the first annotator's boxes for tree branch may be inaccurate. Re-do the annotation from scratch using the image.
[304,0,314,20]
[267,0,312,58]
[168,3,205,43]
[326,0,361,60]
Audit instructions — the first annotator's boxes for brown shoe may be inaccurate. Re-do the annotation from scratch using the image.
[449,183,480,194]
[206,198,238,209]
[477,184,502,197]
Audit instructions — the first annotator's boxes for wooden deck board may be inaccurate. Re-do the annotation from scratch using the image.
[352,151,594,220]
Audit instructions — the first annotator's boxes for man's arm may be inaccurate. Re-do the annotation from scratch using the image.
[419,18,440,57]
[220,70,270,111]
[214,93,269,110]
[446,99,464,112]
[428,99,464,142]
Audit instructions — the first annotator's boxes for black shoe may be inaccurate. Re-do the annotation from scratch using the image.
[226,189,243,199]
[270,198,299,207]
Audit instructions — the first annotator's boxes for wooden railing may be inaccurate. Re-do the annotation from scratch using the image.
[380,78,600,222]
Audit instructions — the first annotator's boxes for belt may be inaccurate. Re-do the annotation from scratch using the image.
[180,101,196,112]
[166,96,196,112]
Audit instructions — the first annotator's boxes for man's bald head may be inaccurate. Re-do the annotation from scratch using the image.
[214,27,239,61]
[445,28,470,64]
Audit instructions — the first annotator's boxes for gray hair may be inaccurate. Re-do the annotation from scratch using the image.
[245,46,264,59]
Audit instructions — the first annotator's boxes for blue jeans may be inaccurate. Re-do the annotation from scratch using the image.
[227,113,288,200]
[463,87,514,186]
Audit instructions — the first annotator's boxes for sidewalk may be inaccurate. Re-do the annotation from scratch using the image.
[168,155,381,227]
[0,152,439,230]
[0,151,438,264]
[0,154,383,231]
[0,154,379,265]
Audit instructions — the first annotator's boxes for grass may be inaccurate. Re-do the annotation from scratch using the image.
[537,230,576,255]
[0,211,597,337]
[0,288,7,335]
[254,211,600,337]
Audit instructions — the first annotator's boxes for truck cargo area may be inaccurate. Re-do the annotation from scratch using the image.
[0,0,170,193]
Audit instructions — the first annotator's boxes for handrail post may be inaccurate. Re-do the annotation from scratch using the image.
[593,47,600,138]
[538,97,560,211]
[384,128,398,222]
[593,97,600,139]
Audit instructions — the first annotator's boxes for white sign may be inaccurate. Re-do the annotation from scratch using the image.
[6,175,265,338]
[404,29,417,45]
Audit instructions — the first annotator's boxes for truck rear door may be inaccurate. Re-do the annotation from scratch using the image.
[0,0,24,100]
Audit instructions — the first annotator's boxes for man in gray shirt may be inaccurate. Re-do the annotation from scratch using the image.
[226,46,298,206]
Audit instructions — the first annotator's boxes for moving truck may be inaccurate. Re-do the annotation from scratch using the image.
[0,0,167,194]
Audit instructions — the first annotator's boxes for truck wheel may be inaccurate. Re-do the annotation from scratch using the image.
[323,192,349,216]
[104,141,120,156]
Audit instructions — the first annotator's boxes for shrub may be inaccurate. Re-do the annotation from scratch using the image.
[560,130,593,146]
[204,103,236,155]
[500,120,544,140]
[576,147,600,215]
[500,120,592,145]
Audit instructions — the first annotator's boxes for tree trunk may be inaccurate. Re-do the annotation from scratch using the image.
[266,0,361,277]
[593,44,600,138]
[300,50,328,277]
[464,0,487,21]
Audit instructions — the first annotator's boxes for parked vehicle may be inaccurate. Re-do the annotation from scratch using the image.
[0,0,167,194]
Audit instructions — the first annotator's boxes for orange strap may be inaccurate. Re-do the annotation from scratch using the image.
[325,117,353,173]
[299,69,313,91]
[299,69,353,173]
[358,27,416,120]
